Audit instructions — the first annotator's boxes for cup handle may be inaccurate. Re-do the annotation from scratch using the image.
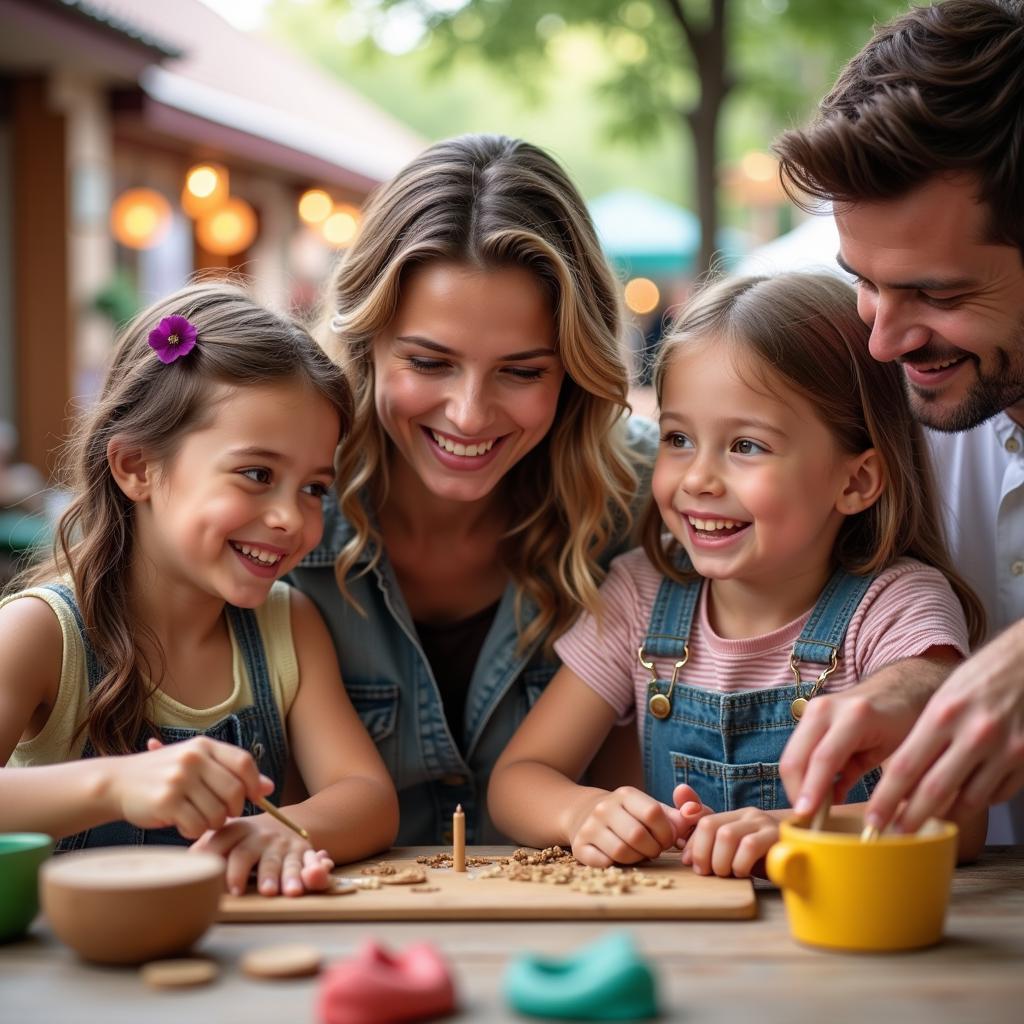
[766,843,809,897]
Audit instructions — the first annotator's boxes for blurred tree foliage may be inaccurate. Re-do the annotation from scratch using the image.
[276,0,907,272]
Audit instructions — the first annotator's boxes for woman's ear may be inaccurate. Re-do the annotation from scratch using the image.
[836,448,884,516]
[107,437,153,502]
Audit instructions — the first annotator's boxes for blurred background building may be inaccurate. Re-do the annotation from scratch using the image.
[0,0,905,574]
[0,0,423,478]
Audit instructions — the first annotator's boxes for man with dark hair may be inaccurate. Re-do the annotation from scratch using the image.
[774,0,1024,843]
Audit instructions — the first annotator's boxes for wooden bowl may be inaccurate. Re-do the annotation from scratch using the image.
[40,849,224,964]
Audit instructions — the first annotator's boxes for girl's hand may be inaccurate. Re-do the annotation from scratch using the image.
[110,737,274,839]
[569,786,685,867]
[680,806,780,878]
[671,783,715,842]
[191,816,334,897]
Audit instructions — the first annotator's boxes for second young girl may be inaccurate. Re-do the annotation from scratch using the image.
[488,272,988,874]
[0,283,398,896]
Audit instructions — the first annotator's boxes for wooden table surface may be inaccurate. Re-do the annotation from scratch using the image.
[2,846,1022,1024]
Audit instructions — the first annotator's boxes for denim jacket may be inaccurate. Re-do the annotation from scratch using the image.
[290,417,658,845]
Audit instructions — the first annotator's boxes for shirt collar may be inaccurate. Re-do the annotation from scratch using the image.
[990,411,1023,452]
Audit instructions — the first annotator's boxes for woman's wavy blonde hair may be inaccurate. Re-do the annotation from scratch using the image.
[317,134,639,652]
[641,272,986,646]
[17,281,352,756]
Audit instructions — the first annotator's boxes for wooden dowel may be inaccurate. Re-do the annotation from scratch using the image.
[256,796,310,841]
[453,804,466,872]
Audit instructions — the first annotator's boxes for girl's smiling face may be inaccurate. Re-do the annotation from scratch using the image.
[372,261,565,507]
[138,378,340,609]
[651,337,872,592]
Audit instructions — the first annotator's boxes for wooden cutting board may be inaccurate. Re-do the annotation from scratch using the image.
[218,849,756,922]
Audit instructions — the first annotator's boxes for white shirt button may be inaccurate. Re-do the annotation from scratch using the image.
[1011,560,1024,577]
[1006,436,1020,453]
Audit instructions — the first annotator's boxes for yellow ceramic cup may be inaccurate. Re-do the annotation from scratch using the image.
[766,815,958,952]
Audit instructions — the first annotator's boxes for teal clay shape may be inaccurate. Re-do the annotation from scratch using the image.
[503,930,658,1020]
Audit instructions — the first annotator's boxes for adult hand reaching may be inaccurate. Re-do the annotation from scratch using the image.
[863,625,1024,833]
[779,653,955,821]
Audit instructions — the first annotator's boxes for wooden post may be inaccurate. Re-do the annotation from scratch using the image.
[12,77,71,478]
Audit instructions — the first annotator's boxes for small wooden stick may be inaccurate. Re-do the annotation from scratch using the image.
[809,791,832,832]
[256,796,310,841]
[453,804,466,872]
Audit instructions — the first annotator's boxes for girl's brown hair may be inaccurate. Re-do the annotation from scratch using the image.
[20,281,352,756]
[641,272,985,645]
[318,134,639,652]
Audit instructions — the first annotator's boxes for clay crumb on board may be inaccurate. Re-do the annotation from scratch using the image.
[475,847,676,894]
[379,868,427,886]
[416,852,497,869]
[420,846,675,895]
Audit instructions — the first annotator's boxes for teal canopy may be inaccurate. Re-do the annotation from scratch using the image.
[589,189,700,278]
[589,189,747,277]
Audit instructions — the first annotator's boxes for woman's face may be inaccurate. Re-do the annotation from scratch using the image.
[372,261,565,504]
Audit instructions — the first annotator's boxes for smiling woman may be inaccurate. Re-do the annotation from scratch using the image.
[290,134,658,846]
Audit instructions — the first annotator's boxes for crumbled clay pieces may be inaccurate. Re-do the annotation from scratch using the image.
[379,869,427,886]
[241,944,322,979]
[416,852,495,869]
[471,847,676,895]
[141,958,219,989]
[346,847,672,899]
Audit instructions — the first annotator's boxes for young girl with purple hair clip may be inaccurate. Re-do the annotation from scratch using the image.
[0,282,398,896]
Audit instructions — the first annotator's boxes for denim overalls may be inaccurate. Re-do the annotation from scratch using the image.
[641,568,882,811]
[46,584,288,851]
[290,417,659,845]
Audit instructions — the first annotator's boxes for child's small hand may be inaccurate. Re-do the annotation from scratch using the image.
[111,737,274,839]
[570,786,681,867]
[670,783,715,845]
[680,806,780,878]
[191,816,334,897]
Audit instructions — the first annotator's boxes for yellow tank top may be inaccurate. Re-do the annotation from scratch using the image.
[4,581,299,766]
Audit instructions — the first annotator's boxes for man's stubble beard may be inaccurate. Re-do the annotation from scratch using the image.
[907,318,1024,433]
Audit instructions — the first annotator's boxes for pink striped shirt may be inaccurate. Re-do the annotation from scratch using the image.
[554,548,970,725]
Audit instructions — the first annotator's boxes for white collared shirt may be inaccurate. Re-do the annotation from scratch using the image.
[928,413,1024,842]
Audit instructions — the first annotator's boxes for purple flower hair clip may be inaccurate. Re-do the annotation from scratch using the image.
[148,315,198,364]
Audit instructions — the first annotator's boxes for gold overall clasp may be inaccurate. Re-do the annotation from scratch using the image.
[789,646,839,721]
[639,643,689,719]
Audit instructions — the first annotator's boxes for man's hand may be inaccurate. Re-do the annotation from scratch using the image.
[865,626,1024,833]
[780,653,954,820]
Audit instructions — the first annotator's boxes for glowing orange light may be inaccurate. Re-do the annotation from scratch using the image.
[195,197,258,256]
[322,203,362,248]
[298,189,333,225]
[624,277,660,315]
[110,188,172,250]
[740,151,777,182]
[181,163,229,219]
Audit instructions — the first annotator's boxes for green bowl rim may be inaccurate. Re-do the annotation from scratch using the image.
[0,832,55,855]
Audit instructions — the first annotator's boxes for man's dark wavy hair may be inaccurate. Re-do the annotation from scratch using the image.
[775,0,1024,256]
